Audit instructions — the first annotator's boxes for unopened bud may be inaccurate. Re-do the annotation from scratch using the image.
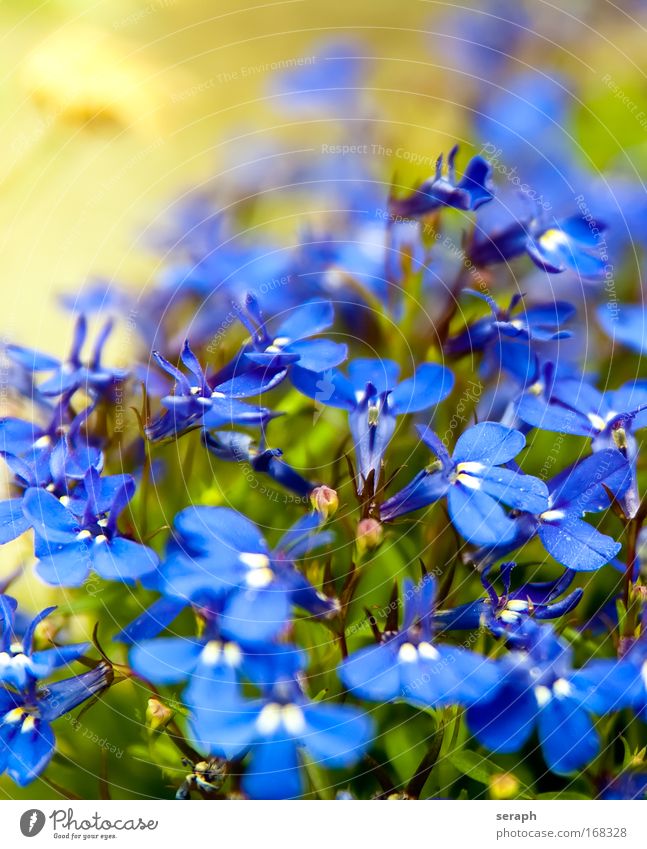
[356,518,383,552]
[146,697,173,732]
[310,485,339,519]
[489,772,519,800]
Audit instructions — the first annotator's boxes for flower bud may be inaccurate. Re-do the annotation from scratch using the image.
[356,518,383,553]
[146,697,173,732]
[489,772,519,800]
[310,485,339,519]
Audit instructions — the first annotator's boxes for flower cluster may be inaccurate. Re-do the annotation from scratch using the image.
[2,38,647,800]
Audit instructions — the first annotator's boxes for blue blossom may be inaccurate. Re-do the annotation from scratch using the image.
[0,596,112,786]
[467,624,638,775]
[435,561,583,646]
[389,145,494,219]
[189,671,372,799]
[292,357,454,495]
[470,207,607,279]
[215,294,347,379]
[474,449,632,572]
[136,507,337,644]
[146,340,281,441]
[22,468,159,586]
[339,574,500,707]
[1,404,103,546]
[445,290,575,356]
[6,315,128,399]
[0,596,88,690]
[514,375,647,516]
[380,421,548,546]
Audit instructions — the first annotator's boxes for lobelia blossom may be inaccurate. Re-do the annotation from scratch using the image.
[0,596,112,786]
[202,431,316,499]
[188,653,373,800]
[21,467,159,586]
[145,340,281,441]
[434,561,583,647]
[380,421,548,546]
[473,449,632,572]
[0,403,103,546]
[470,205,607,279]
[513,372,647,516]
[132,507,338,645]
[6,314,128,399]
[466,623,638,775]
[388,145,494,219]
[292,357,454,496]
[338,575,501,708]
[212,294,348,385]
[445,290,575,357]
[597,302,647,354]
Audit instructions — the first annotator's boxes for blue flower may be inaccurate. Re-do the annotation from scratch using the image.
[136,507,337,644]
[292,358,454,495]
[514,375,647,516]
[470,208,607,279]
[146,340,281,441]
[0,662,111,786]
[380,421,548,546]
[0,596,88,690]
[6,315,128,399]
[467,624,638,775]
[22,468,159,586]
[0,595,112,786]
[189,673,372,799]
[474,450,632,572]
[339,575,500,708]
[435,561,583,646]
[1,404,103,546]
[445,290,575,356]
[388,145,494,219]
[202,431,315,498]
[211,295,347,389]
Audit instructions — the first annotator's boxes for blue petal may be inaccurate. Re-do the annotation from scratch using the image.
[347,359,400,395]
[5,345,60,372]
[538,697,599,774]
[380,470,449,521]
[338,644,400,701]
[539,517,620,571]
[291,365,357,410]
[389,364,454,414]
[474,466,549,513]
[274,299,334,342]
[189,700,260,760]
[452,422,525,465]
[550,450,631,514]
[448,484,517,546]
[174,506,269,557]
[39,663,112,721]
[516,394,593,436]
[598,303,647,353]
[221,587,291,643]
[114,596,188,644]
[285,338,348,372]
[22,488,79,544]
[0,499,31,545]
[467,681,536,753]
[6,718,55,786]
[214,366,288,398]
[92,537,159,582]
[35,544,92,587]
[243,735,303,800]
[129,637,203,684]
[300,703,372,767]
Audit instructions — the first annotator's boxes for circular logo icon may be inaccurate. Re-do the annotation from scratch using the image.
[20,810,46,838]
